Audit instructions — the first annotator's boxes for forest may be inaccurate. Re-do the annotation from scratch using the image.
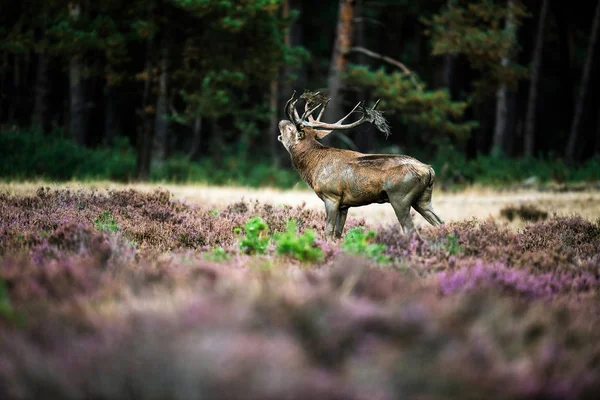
[1,0,599,186]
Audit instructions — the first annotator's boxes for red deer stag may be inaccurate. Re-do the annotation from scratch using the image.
[277,91,444,239]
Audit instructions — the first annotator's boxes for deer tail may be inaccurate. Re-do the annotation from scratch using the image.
[426,166,436,187]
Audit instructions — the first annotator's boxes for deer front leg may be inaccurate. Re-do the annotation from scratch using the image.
[334,208,348,239]
[323,198,340,239]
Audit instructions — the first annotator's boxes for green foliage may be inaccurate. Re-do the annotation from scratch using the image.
[345,65,478,141]
[238,216,270,255]
[432,142,600,187]
[273,220,323,262]
[170,0,308,130]
[444,234,462,255]
[342,227,390,263]
[423,0,530,98]
[0,129,135,182]
[203,247,230,262]
[149,154,302,188]
[94,210,120,233]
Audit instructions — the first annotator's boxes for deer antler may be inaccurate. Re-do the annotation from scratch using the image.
[286,91,391,138]
[298,99,390,137]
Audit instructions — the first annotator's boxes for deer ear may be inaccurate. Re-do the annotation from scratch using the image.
[315,129,332,140]
[296,129,305,140]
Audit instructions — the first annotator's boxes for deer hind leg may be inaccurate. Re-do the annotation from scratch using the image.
[334,208,348,239]
[390,200,415,234]
[388,188,419,234]
[413,185,444,226]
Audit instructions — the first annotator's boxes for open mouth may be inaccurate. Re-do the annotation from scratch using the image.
[277,135,282,142]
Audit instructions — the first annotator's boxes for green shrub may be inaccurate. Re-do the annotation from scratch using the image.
[444,233,463,255]
[0,128,136,182]
[342,227,390,263]
[273,220,323,262]
[431,142,600,188]
[94,210,120,233]
[149,155,207,183]
[238,216,270,255]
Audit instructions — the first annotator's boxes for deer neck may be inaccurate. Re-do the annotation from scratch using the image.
[290,139,327,188]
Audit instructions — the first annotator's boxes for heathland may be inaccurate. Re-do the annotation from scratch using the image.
[1,182,599,400]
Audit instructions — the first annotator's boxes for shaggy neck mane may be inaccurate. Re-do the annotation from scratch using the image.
[290,128,327,188]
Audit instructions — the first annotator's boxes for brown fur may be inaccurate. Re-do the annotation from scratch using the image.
[278,122,444,239]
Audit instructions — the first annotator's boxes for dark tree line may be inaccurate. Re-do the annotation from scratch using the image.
[1,0,599,180]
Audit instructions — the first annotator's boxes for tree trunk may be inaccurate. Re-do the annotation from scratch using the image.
[443,0,457,97]
[595,109,600,157]
[210,119,223,168]
[136,2,155,180]
[325,0,356,145]
[354,0,373,152]
[151,33,169,168]
[278,0,300,167]
[188,116,202,160]
[8,55,20,122]
[103,85,122,146]
[69,3,86,146]
[268,78,280,167]
[492,0,517,155]
[555,3,574,142]
[32,51,48,130]
[523,0,548,157]
[565,0,600,161]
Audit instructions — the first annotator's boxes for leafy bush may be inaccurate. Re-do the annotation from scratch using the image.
[238,216,270,255]
[93,210,120,232]
[444,233,462,255]
[342,227,390,263]
[0,129,136,181]
[149,154,303,188]
[432,144,600,187]
[274,220,323,262]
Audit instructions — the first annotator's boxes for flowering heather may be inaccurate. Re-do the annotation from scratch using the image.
[1,187,600,399]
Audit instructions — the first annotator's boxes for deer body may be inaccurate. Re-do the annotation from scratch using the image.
[278,92,444,239]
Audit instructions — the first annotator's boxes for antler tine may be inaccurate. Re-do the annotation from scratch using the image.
[285,91,304,126]
[284,91,297,121]
[335,101,363,125]
[301,102,322,123]
[304,99,315,122]
[291,98,301,122]
[316,98,330,122]
[297,100,371,131]
[372,99,381,110]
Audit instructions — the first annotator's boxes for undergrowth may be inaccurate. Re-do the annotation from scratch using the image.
[2,129,599,189]
[273,220,323,262]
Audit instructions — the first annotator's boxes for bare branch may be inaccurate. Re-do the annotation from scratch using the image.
[345,46,423,90]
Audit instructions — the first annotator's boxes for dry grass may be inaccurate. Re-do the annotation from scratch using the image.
[3,181,599,229]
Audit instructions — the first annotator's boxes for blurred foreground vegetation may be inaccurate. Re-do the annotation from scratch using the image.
[1,188,599,399]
